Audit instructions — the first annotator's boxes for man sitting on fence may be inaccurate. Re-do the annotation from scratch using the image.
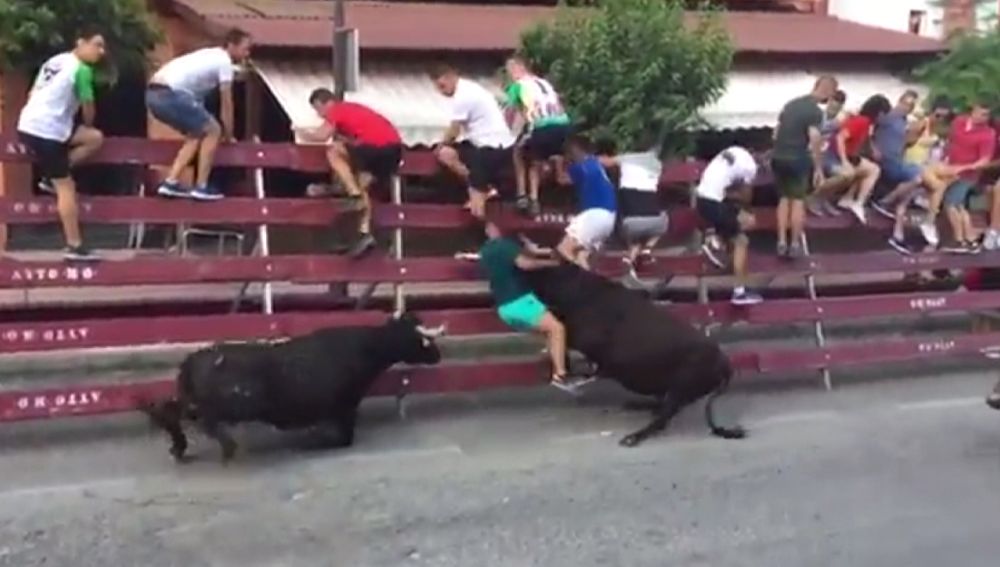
[456,221,591,394]
[428,64,517,219]
[16,26,107,262]
[147,28,252,201]
[923,103,996,254]
[559,134,618,270]
[504,54,572,218]
[697,146,763,306]
[296,88,403,258]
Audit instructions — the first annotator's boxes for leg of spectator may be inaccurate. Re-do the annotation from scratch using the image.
[193,119,222,188]
[67,126,104,166]
[536,311,568,379]
[776,197,790,250]
[732,233,750,288]
[552,156,570,186]
[356,172,374,235]
[529,161,543,205]
[513,144,528,201]
[945,205,964,246]
[991,181,1000,231]
[435,145,470,182]
[166,138,201,184]
[325,142,362,197]
[467,188,487,219]
[790,198,806,249]
[855,159,880,205]
[52,176,83,248]
[557,234,584,268]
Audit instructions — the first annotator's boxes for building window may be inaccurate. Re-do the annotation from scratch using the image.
[909,10,926,34]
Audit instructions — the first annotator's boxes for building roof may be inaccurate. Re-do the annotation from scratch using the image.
[170,0,945,55]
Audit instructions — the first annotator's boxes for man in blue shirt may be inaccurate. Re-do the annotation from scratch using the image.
[557,134,617,269]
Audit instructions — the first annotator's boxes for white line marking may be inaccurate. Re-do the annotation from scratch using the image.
[0,476,137,500]
[338,444,464,462]
[895,397,983,412]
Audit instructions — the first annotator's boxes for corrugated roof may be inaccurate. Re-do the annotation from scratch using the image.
[170,0,945,54]
[255,58,508,146]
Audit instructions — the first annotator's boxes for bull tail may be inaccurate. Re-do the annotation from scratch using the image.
[704,356,747,440]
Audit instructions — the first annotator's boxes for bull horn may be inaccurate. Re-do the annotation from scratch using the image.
[416,324,447,338]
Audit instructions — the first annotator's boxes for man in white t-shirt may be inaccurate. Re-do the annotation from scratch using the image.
[16,27,107,262]
[695,146,762,306]
[428,63,516,219]
[147,29,252,201]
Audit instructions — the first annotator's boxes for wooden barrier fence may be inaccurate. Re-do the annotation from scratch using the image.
[2,136,999,423]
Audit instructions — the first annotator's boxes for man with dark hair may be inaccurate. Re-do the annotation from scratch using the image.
[696,146,762,305]
[147,28,252,201]
[456,221,590,393]
[16,27,107,261]
[504,54,572,217]
[428,63,516,219]
[771,75,838,258]
[925,103,996,254]
[296,88,403,257]
[559,134,617,270]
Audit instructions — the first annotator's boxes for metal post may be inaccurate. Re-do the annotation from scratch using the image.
[253,136,274,315]
[333,0,347,102]
[801,234,831,390]
[392,169,406,418]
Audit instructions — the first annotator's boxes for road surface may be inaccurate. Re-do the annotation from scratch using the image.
[1,370,998,567]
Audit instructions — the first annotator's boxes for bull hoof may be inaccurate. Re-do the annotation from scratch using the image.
[987,394,1000,411]
[220,442,238,464]
[619,434,642,448]
[169,447,190,464]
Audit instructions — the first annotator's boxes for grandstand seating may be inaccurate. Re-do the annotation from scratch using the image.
[2,135,999,422]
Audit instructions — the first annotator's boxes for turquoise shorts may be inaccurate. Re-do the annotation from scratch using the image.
[497,293,547,331]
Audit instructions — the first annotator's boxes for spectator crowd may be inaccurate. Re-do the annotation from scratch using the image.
[14,27,1000,314]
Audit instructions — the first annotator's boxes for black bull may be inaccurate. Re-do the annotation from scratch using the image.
[141,313,445,462]
[523,262,747,447]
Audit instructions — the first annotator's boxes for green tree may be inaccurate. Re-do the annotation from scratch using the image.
[915,30,1000,113]
[518,0,733,155]
[0,0,159,82]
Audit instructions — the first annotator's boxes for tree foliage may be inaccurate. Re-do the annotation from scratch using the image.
[0,0,160,82]
[518,0,733,155]
[915,31,1000,113]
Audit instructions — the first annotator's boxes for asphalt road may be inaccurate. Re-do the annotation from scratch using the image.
[1,371,999,567]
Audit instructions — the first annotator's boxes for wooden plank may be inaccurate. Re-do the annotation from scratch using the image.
[7,290,1000,354]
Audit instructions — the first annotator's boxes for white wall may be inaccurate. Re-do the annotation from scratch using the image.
[827,0,945,38]
[828,0,998,38]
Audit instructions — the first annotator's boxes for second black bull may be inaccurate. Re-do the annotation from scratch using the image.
[523,262,747,447]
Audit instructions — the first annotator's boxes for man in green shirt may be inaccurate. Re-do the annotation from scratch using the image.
[771,75,838,259]
[505,55,572,217]
[458,221,588,392]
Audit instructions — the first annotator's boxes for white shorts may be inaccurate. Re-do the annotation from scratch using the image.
[566,208,616,251]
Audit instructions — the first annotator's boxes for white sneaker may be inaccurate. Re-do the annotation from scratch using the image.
[919,219,940,247]
[836,197,853,211]
[847,201,867,225]
[984,229,999,251]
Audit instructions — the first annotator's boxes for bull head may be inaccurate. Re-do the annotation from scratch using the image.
[416,324,447,338]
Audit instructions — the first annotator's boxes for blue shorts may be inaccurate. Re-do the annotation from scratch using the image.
[146,86,213,138]
[879,159,922,187]
[822,154,859,178]
[943,179,977,208]
[497,293,548,331]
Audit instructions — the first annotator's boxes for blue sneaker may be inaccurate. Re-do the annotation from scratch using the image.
[157,180,190,198]
[190,185,224,201]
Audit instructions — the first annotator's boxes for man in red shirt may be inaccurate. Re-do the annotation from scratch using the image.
[298,88,403,257]
[924,103,996,253]
[811,94,891,225]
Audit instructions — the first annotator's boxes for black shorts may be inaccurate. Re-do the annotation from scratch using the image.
[18,131,70,180]
[523,124,570,161]
[347,143,402,183]
[696,197,742,240]
[457,142,512,192]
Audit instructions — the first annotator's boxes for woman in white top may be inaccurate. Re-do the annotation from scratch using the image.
[595,139,668,270]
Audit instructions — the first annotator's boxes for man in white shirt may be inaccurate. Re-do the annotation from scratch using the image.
[428,63,516,219]
[695,146,762,306]
[16,27,107,262]
[147,29,252,201]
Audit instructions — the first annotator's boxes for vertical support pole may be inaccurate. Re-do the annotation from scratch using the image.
[392,168,407,418]
[332,0,347,102]
[253,136,274,315]
[801,234,831,390]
